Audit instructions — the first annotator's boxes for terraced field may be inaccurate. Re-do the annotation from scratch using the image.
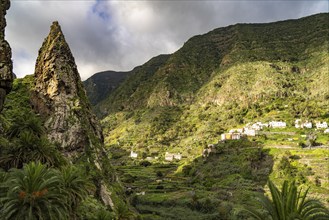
[110,139,274,219]
[109,129,329,218]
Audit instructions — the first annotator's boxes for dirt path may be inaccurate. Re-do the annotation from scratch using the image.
[265,145,296,149]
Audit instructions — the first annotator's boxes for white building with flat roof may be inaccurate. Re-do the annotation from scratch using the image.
[269,121,286,128]
[244,128,257,136]
[165,152,182,161]
[316,122,328,129]
[303,122,312,129]
[130,151,138,158]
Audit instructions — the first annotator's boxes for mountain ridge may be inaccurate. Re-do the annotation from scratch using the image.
[93,13,329,219]
[83,70,132,105]
[85,12,329,155]
[85,13,328,118]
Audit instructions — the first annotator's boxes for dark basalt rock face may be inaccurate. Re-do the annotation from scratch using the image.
[0,0,13,112]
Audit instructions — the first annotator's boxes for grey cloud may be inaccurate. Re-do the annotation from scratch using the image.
[5,0,328,80]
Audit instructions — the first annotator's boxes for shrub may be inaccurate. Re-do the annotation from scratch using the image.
[139,160,152,167]
[156,171,163,178]
[156,185,164,190]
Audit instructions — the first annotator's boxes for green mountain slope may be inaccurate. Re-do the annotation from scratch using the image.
[94,13,328,114]
[88,13,329,219]
[94,13,328,152]
[93,54,170,116]
[83,70,132,105]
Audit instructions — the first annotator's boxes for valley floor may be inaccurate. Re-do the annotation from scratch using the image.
[109,129,329,219]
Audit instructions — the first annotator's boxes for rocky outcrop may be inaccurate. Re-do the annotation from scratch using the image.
[32,21,120,207]
[32,21,104,158]
[0,0,13,112]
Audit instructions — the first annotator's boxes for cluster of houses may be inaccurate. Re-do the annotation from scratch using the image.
[295,119,328,131]
[221,119,329,141]
[129,119,328,161]
[221,121,277,141]
[130,150,181,161]
[130,151,138,158]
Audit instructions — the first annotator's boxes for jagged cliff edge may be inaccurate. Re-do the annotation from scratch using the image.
[31,21,122,210]
[0,0,13,112]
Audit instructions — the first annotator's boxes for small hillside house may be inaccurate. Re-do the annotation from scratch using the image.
[303,122,312,129]
[269,121,286,128]
[165,152,182,161]
[165,152,174,161]
[295,119,312,129]
[130,151,138,158]
[316,122,328,129]
[174,153,182,160]
[295,119,302,128]
[221,132,242,140]
[244,128,257,136]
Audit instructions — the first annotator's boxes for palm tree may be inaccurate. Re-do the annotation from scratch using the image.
[0,131,66,170]
[244,180,329,220]
[0,162,68,220]
[59,165,92,218]
[6,111,44,138]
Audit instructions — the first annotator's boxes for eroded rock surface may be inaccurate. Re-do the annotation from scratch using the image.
[31,21,126,211]
[32,21,104,158]
[0,0,13,112]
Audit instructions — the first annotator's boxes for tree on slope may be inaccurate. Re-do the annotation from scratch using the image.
[0,162,68,220]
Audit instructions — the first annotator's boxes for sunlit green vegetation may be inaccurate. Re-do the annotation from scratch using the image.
[0,77,119,219]
[92,13,329,219]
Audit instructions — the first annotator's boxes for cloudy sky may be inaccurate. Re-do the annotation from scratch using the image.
[5,0,328,80]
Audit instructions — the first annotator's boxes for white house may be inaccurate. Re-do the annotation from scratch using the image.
[251,124,262,130]
[130,151,138,158]
[165,152,181,161]
[324,128,329,134]
[244,122,267,132]
[250,122,268,130]
[229,128,244,133]
[244,128,257,136]
[295,119,302,128]
[231,133,241,140]
[303,122,312,129]
[295,119,312,129]
[173,153,182,160]
[221,132,242,140]
[269,121,286,128]
[165,152,174,161]
[221,133,227,141]
[229,129,236,133]
[316,122,328,129]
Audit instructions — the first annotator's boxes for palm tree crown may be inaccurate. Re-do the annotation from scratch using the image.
[0,162,68,220]
[244,180,329,220]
